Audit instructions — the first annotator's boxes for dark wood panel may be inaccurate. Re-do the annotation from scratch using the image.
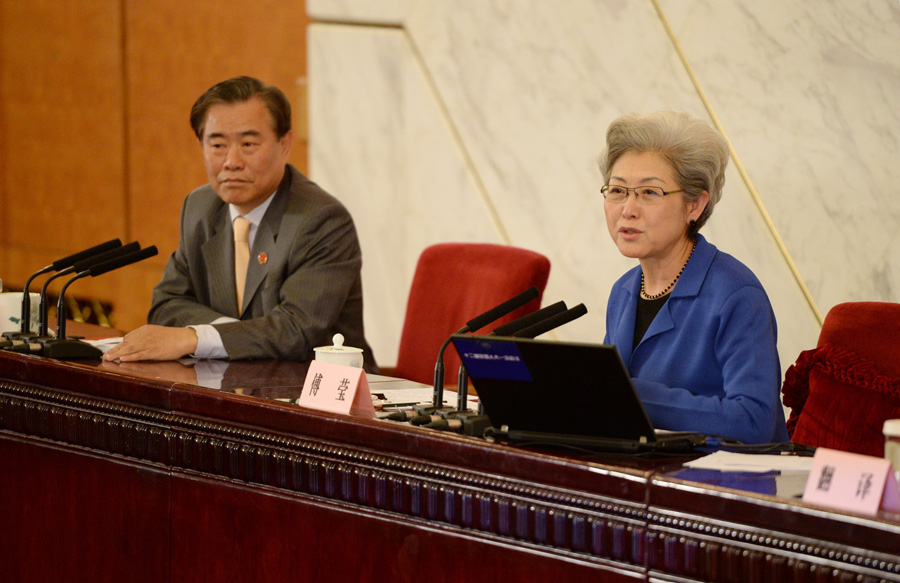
[3,351,900,582]
[647,474,900,582]
[0,437,169,583]
[170,474,642,582]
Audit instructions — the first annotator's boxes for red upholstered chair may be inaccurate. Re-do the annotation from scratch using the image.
[782,302,900,457]
[390,243,551,386]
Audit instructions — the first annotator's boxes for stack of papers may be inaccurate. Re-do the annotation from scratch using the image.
[684,451,815,473]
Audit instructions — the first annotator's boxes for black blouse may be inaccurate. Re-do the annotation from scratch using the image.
[633,294,669,351]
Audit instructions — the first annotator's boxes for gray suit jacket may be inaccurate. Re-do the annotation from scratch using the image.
[149,165,377,371]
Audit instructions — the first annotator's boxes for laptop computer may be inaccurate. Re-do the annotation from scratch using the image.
[450,334,707,453]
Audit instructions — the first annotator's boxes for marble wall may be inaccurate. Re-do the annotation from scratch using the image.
[306,0,900,377]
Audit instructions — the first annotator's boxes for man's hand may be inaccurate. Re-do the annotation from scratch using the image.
[102,325,199,362]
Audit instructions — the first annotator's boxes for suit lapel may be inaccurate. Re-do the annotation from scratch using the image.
[242,186,288,315]
[640,301,675,344]
[201,204,239,317]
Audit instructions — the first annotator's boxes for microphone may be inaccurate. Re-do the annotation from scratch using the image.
[513,303,588,338]
[424,418,463,431]
[3,239,122,340]
[423,410,492,436]
[42,245,158,359]
[463,286,539,333]
[84,245,158,278]
[452,299,566,411]
[491,300,567,336]
[411,414,442,426]
[36,242,141,338]
[432,286,540,409]
[385,410,418,422]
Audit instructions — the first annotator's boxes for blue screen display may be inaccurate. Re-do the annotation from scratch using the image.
[454,337,533,382]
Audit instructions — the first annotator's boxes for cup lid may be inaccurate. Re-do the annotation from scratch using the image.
[883,419,900,436]
[314,333,363,353]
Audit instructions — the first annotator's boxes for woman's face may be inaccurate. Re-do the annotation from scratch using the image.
[603,151,707,263]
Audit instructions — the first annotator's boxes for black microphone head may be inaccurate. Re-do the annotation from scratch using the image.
[465,286,540,332]
[513,303,588,338]
[72,241,141,274]
[50,239,122,271]
[88,245,158,277]
[410,414,437,426]
[386,410,416,422]
[491,300,567,336]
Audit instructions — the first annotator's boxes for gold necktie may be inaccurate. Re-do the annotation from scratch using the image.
[233,216,251,312]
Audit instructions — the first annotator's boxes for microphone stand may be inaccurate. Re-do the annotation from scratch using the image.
[40,272,104,359]
[41,245,158,359]
[38,242,141,338]
[2,239,122,343]
[432,286,540,409]
[453,300,569,418]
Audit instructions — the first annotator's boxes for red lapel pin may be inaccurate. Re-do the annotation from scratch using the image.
[258,252,268,265]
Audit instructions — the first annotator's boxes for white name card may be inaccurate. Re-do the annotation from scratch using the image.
[802,447,900,516]
[297,360,374,419]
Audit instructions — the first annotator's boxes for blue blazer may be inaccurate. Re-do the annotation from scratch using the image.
[604,234,789,444]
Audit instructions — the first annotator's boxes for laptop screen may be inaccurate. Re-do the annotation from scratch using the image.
[452,334,657,442]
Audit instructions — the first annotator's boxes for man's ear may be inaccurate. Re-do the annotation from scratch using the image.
[279,130,294,159]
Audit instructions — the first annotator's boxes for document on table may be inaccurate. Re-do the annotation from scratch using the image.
[684,451,815,473]
[81,337,123,353]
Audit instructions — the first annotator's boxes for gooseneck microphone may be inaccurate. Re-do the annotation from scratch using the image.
[42,245,158,359]
[37,242,141,338]
[3,239,122,341]
[463,286,540,333]
[513,303,588,338]
[432,286,540,409]
[491,300,567,336]
[455,300,569,411]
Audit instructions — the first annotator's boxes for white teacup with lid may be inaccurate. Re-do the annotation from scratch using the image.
[314,333,364,368]
[0,291,41,335]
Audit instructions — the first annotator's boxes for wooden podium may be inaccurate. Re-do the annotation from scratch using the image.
[1,350,899,582]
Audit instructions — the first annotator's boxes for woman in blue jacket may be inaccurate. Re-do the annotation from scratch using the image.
[600,111,788,444]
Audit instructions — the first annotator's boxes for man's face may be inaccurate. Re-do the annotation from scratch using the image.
[201,97,292,214]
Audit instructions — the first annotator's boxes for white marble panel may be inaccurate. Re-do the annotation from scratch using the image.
[308,24,501,366]
[305,0,883,381]
[656,0,900,317]
[307,0,414,25]
[404,0,820,369]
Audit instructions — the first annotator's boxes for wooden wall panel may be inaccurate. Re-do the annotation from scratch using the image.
[120,0,309,330]
[0,0,309,332]
[0,0,126,291]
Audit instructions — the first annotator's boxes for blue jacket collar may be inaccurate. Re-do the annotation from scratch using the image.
[623,234,717,351]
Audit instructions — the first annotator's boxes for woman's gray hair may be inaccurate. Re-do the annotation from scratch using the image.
[598,111,729,238]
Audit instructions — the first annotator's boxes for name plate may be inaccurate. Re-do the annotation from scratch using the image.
[297,360,374,419]
[802,447,900,515]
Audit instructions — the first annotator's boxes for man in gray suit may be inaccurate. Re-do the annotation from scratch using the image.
[103,76,376,371]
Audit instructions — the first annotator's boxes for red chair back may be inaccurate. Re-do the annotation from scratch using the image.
[782,302,900,456]
[393,243,551,386]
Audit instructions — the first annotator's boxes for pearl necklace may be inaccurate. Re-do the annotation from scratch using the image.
[640,240,697,300]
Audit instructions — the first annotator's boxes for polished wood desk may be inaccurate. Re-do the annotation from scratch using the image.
[1,350,899,582]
